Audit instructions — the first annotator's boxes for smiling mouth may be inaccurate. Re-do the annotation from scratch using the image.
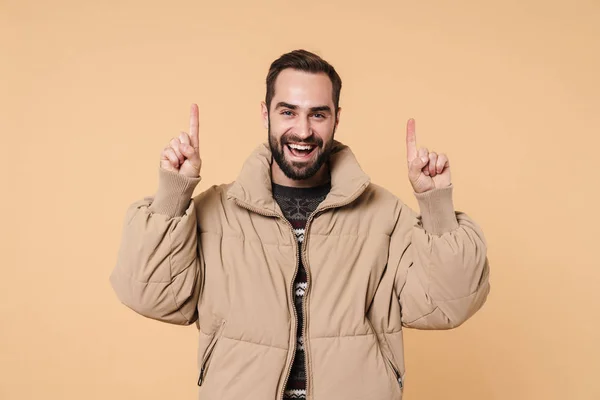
[285,143,318,160]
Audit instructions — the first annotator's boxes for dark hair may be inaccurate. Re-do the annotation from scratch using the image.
[265,49,342,112]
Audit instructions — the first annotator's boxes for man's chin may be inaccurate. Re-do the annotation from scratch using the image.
[270,141,330,181]
[287,157,314,168]
[281,164,314,180]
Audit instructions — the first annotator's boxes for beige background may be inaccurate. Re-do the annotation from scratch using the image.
[1,0,599,399]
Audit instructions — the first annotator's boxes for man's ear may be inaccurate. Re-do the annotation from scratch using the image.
[335,106,342,129]
[261,101,269,129]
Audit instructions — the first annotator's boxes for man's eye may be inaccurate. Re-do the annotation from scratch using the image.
[281,110,293,116]
[313,113,325,119]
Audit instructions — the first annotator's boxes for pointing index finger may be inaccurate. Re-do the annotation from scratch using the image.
[406,118,417,163]
[189,103,199,150]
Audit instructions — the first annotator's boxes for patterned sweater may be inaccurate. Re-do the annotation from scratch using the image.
[272,181,331,400]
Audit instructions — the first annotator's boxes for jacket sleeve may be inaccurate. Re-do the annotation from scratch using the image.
[109,167,203,325]
[392,184,491,329]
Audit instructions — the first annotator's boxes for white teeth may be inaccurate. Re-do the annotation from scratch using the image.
[288,144,314,150]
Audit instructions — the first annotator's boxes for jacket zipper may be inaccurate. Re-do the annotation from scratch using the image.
[300,180,371,399]
[230,199,300,400]
[364,303,403,390]
[232,178,369,400]
[381,334,403,390]
[382,353,403,389]
[197,320,226,386]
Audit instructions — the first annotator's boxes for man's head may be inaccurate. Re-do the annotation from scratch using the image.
[261,49,342,186]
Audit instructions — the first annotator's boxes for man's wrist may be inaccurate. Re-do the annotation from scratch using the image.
[148,167,202,217]
[414,184,459,235]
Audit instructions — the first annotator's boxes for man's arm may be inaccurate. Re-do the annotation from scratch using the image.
[109,168,203,325]
[393,118,490,329]
[392,185,490,329]
[109,103,205,325]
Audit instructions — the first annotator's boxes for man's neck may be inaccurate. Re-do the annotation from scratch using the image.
[271,162,330,188]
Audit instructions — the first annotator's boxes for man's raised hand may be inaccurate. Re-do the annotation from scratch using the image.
[160,103,202,178]
[406,118,451,193]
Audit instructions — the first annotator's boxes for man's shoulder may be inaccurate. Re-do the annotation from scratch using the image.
[343,182,410,236]
[191,182,237,233]
[193,181,234,206]
[360,181,407,209]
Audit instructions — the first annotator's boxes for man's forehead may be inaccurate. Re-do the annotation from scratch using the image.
[272,69,333,108]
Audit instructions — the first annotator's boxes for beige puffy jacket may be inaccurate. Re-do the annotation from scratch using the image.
[110,140,491,400]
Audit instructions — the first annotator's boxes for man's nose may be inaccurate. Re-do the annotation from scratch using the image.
[295,117,311,140]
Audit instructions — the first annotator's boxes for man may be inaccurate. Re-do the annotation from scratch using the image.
[110,49,490,400]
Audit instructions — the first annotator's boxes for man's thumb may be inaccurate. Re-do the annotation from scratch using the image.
[180,143,195,157]
[411,155,428,169]
[408,155,428,180]
[180,142,201,171]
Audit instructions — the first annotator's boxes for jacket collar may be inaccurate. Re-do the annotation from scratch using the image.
[226,140,371,215]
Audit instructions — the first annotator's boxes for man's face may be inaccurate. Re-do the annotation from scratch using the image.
[262,69,340,181]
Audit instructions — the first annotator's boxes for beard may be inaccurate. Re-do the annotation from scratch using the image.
[268,120,336,181]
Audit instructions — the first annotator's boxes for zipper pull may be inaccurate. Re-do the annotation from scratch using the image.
[397,373,403,389]
[197,366,205,386]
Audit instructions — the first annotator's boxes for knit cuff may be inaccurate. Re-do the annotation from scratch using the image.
[148,167,202,218]
[414,184,459,235]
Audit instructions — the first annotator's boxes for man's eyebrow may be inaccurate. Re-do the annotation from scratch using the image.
[309,105,332,113]
[274,102,332,113]
[275,102,298,110]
